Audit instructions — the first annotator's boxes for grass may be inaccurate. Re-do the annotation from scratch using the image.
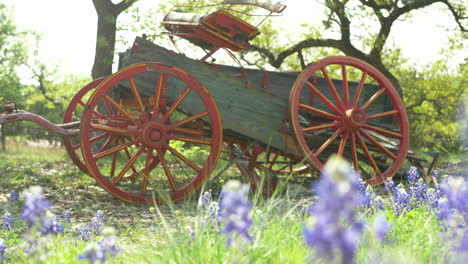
[0,142,466,263]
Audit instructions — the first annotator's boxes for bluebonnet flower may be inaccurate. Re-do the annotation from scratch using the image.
[201,191,212,210]
[302,156,364,264]
[62,211,71,223]
[78,242,106,264]
[425,188,442,209]
[301,201,313,217]
[2,212,13,231]
[77,225,92,242]
[9,191,18,202]
[96,210,105,223]
[406,166,419,185]
[357,180,377,210]
[384,177,397,193]
[79,227,120,263]
[373,196,385,211]
[393,185,411,215]
[372,214,391,242]
[218,180,253,246]
[90,217,103,235]
[441,177,467,223]
[409,178,428,206]
[0,238,6,260]
[458,230,468,252]
[39,211,64,235]
[20,186,51,228]
[99,227,120,255]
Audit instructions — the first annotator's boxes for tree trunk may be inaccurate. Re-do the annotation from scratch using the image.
[92,10,117,79]
[91,0,139,79]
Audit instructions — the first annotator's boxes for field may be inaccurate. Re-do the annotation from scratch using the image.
[0,141,467,264]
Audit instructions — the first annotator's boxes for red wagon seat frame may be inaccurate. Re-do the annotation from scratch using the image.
[162,10,259,52]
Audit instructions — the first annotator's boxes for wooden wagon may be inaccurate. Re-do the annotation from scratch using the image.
[0,0,420,204]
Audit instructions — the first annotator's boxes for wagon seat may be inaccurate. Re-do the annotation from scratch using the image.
[161,0,286,57]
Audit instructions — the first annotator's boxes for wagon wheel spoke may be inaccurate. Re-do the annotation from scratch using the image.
[352,71,367,108]
[305,81,340,114]
[160,86,192,124]
[350,133,359,171]
[151,74,167,121]
[341,65,350,107]
[355,131,381,175]
[168,146,201,172]
[321,67,345,110]
[363,124,402,139]
[360,87,385,110]
[92,139,140,160]
[90,124,139,136]
[174,111,209,126]
[313,127,345,158]
[127,77,146,117]
[367,110,398,120]
[157,149,177,191]
[359,129,397,160]
[112,146,145,185]
[303,122,340,133]
[337,131,349,156]
[299,104,340,120]
[103,95,140,126]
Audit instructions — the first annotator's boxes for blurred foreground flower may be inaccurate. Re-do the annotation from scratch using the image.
[372,214,391,242]
[9,191,18,202]
[2,212,13,231]
[0,238,6,261]
[302,156,364,264]
[79,227,120,263]
[21,186,51,228]
[219,180,253,246]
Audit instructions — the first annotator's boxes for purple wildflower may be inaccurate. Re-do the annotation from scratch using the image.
[441,177,467,223]
[9,191,18,202]
[372,214,391,242]
[39,212,64,235]
[90,217,102,235]
[302,156,364,264]
[79,227,120,263]
[20,186,51,228]
[407,166,419,185]
[78,243,106,264]
[77,225,92,241]
[96,210,105,223]
[410,178,427,206]
[201,191,212,210]
[0,238,6,260]
[62,211,71,223]
[458,230,468,252]
[384,177,397,193]
[2,212,13,231]
[425,188,442,209]
[393,185,411,215]
[218,180,253,246]
[301,201,313,217]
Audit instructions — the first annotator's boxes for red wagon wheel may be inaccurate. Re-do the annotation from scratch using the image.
[289,56,409,185]
[63,77,105,174]
[80,63,223,204]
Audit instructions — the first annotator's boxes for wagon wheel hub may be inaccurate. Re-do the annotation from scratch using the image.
[343,108,367,131]
[141,122,169,149]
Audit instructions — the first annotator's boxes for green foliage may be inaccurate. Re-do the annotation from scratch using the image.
[398,58,467,149]
[0,2,28,104]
